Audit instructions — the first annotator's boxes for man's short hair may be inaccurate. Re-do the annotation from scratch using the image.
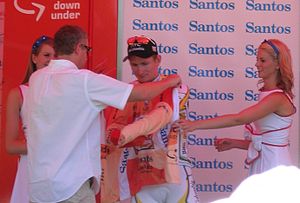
[54,25,87,56]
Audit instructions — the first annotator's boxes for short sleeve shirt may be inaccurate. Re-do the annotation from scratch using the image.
[26,59,133,202]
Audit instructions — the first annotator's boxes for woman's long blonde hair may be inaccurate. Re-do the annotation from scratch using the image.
[258,39,294,99]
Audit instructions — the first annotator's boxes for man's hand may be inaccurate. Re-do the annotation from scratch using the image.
[164,74,182,88]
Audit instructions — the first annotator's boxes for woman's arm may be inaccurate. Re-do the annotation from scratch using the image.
[174,92,290,133]
[214,138,251,152]
[5,88,27,154]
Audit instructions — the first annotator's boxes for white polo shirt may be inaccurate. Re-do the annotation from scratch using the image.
[26,59,133,203]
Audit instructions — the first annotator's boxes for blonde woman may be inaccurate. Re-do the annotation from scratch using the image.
[5,35,55,203]
[174,39,296,176]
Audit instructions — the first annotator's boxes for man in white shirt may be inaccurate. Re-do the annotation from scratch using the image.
[26,25,181,203]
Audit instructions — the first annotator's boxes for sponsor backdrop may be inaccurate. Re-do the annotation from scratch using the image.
[118,1,300,202]
[0,1,299,203]
[0,1,117,202]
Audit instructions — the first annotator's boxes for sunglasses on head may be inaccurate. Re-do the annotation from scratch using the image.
[32,35,50,53]
[127,36,155,45]
[262,39,279,58]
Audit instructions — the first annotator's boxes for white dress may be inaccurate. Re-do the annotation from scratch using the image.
[244,89,295,175]
[10,85,29,203]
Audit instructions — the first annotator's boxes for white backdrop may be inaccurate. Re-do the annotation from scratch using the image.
[117,1,300,202]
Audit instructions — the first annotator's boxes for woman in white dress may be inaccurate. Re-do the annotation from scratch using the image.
[5,35,55,203]
[173,39,295,176]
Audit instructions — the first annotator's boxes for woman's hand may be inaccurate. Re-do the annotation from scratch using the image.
[172,119,196,133]
[214,138,235,152]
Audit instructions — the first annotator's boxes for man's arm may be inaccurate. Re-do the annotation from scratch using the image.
[118,102,173,146]
[128,74,181,102]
